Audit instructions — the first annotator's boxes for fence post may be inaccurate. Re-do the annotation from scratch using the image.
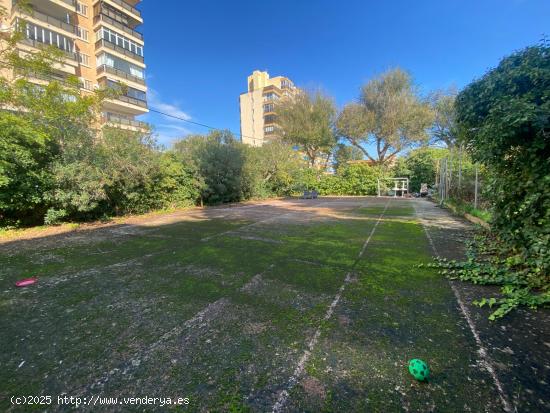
[474,164,479,210]
[458,146,462,191]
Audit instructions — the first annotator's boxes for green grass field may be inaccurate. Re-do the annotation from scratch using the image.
[0,198,504,412]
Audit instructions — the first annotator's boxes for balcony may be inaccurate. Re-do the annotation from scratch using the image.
[103,112,149,131]
[105,0,141,19]
[95,38,144,63]
[13,9,76,36]
[47,0,75,11]
[97,64,145,85]
[115,94,147,108]
[16,69,68,84]
[20,37,77,61]
[94,12,143,41]
[21,8,75,35]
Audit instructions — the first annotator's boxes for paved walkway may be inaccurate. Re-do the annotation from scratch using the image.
[414,199,550,413]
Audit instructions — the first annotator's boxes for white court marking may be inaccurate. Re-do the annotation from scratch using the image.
[414,202,513,413]
[77,264,275,396]
[271,200,390,413]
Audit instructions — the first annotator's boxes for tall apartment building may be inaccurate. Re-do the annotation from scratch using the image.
[0,0,148,132]
[239,70,296,146]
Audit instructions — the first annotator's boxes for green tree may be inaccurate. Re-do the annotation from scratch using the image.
[430,88,459,147]
[333,143,363,172]
[275,90,337,168]
[337,68,434,165]
[251,141,303,196]
[173,130,249,204]
[397,147,449,192]
[0,3,199,225]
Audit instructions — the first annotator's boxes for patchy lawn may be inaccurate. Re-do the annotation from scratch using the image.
[0,198,544,412]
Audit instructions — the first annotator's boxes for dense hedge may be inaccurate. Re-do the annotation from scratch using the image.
[452,43,550,317]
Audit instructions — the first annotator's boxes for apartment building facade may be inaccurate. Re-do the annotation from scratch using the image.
[0,0,148,132]
[239,70,296,146]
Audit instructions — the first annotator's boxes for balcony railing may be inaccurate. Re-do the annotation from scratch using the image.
[95,39,144,63]
[97,64,145,85]
[94,13,143,41]
[107,0,142,18]
[20,37,77,61]
[16,69,67,84]
[103,113,149,129]
[114,94,147,108]
[24,8,75,34]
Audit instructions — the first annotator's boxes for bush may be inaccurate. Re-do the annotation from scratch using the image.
[452,42,550,317]
[0,113,53,225]
[44,208,67,226]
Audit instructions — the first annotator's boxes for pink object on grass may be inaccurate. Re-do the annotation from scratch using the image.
[15,278,38,287]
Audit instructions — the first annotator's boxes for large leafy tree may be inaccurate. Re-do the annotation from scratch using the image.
[0,3,186,224]
[337,68,434,165]
[275,90,337,168]
[430,88,458,147]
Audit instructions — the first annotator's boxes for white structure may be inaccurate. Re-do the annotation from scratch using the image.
[377,178,409,197]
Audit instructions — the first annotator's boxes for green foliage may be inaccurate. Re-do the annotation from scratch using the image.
[429,233,550,319]
[442,197,492,223]
[453,42,550,316]
[0,113,52,224]
[275,90,337,167]
[174,130,251,204]
[337,68,434,164]
[333,143,363,172]
[394,147,449,192]
[310,163,389,196]
[429,88,458,147]
[43,208,67,226]
[250,140,303,196]
[334,163,384,195]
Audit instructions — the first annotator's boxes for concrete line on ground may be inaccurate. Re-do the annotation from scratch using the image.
[414,202,513,413]
[271,200,391,413]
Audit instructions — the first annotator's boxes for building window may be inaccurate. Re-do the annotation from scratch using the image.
[264,92,279,101]
[76,26,88,41]
[264,114,276,123]
[76,2,88,17]
[96,52,145,79]
[79,78,93,90]
[263,103,274,113]
[96,27,144,57]
[22,20,74,54]
[264,126,275,133]
[77,52,90,66]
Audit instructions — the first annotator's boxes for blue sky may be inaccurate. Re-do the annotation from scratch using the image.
[137,0,549,147]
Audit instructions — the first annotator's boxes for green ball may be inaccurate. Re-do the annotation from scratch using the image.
[408,359,430,381]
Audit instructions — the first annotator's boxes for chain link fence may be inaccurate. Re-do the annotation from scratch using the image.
[434,148,490,213]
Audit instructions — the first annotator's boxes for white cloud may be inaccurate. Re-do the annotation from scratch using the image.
[157,123,191,133]
[148,88,191,121]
